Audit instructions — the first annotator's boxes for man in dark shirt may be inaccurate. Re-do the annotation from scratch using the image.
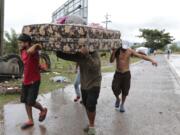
[56,47,101,135]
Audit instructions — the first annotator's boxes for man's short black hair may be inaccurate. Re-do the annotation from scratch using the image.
[18,33,32,42]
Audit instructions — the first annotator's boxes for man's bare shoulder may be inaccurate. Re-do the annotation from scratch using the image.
[127,48,134,52]
[127,48,134,55]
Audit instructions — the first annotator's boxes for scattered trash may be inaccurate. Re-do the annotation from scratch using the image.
[52,72,60,75]
[50,76,70,83]
[4,81,9,84]
[0,83,21,94]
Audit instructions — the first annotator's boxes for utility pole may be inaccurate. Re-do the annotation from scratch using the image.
[102,13,111,29]
[0,0,4,56]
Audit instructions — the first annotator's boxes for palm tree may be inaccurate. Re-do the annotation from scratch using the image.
[4,29,19,54]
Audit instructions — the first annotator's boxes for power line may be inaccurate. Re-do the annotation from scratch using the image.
[102,13,111,29]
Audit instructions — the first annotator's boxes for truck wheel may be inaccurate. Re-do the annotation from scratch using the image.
[1,54,24,78]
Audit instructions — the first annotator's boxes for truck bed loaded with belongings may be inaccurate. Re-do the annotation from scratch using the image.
[22,23,122,53]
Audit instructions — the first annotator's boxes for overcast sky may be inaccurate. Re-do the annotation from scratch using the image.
[4,0,180,42]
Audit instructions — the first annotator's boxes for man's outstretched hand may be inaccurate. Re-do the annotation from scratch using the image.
[152,60,158,67]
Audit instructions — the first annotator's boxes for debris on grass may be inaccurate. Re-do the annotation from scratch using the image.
[50,76,70,83]
[0,83,21,94]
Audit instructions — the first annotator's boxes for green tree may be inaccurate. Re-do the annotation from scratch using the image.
[131,43,143,49]
[170,43,180,52]
[138,29,174,50]
[3,29,19,54]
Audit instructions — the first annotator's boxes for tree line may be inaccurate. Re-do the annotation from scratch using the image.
[2,28,178,55]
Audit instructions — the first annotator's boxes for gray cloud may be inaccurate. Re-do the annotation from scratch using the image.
[140,17,180,29]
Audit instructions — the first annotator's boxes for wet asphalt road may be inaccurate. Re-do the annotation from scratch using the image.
[3,55,180,135]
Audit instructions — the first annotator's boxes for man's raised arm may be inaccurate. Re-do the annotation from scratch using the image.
[132,49,158,66]
[56,51,82,62]
[27,44,42,55]
[110,48,116,63]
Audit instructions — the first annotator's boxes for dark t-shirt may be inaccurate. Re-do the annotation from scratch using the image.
[56,51,102,90]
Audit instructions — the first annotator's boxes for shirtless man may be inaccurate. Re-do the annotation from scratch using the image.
[110,44,158,112]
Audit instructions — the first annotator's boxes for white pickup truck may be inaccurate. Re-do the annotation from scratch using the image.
[0,54,23,82]
[0,53,51,82]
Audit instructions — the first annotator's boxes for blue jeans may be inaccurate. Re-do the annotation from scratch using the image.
[74,70,81,97]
